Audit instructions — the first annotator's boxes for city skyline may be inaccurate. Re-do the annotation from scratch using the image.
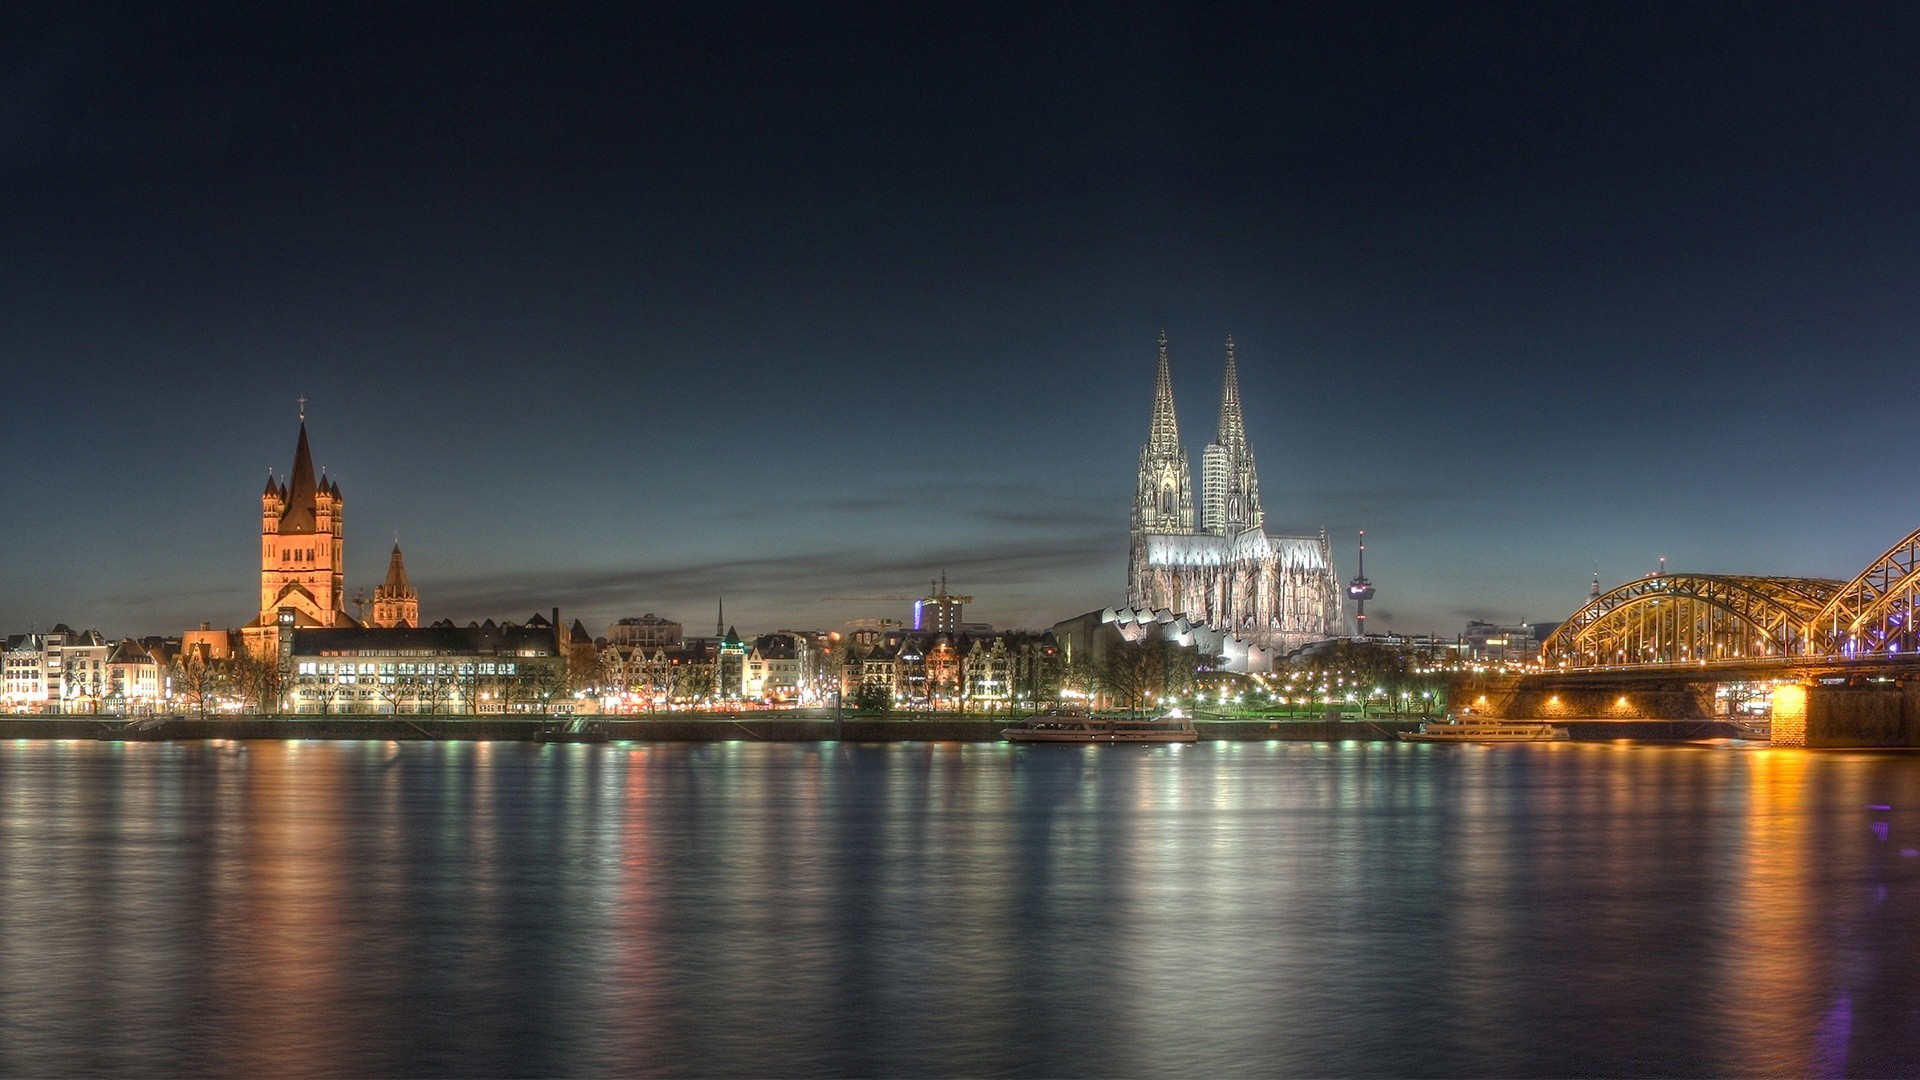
[7,5,1920,637]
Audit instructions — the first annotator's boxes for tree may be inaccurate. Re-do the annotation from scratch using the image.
[851,682,892,714]
[171,652,228,720]
[1101,640,1164,715]
[523,662,565,713]
[229,653,283,714]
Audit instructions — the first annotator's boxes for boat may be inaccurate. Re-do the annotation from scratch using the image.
[535,718,609,744]
[1398,715,1569,743]
[1002,709,1198,743]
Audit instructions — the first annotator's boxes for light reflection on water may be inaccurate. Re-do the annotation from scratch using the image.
[0,740,1917,1077]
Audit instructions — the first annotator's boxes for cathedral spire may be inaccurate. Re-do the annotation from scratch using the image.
[1217,336,1247,456]
[1148,329,1182,453]
[1199,337,1263,534]
[1134,331,1195,536]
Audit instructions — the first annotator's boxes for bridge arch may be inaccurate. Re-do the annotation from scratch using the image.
[1814,526,1920,656]
[1541,575,1839,669]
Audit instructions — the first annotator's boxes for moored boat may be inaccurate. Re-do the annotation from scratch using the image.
[1003,709,1198,743]
[1399,715,1569,743]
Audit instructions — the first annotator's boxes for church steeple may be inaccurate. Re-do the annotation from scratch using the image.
[1217,336,1247,455]
[1134,331,1195,535]
[245,401,352,652]
[1201,336,1263,534]
[370,541,419,629]
[1148,329,1183,454]
[281,420,319,533]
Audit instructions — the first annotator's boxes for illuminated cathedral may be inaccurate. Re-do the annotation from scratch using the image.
[1127,333,1344,657]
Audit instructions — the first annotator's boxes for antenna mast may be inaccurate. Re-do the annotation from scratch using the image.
[1347,530,1376,638]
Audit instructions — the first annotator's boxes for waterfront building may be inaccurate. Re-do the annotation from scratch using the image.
[716,626,748,699]
[181,622,241,662]
[106,638,164,712]
[1127,333,1344,663]
[1054,607,1235,676]
[243,409,357,657]
[606,613,683,650]
[837,630,1061,709]
[368,543,419,628]
[745,633,810,703]
[1462,620,1553,666]
[285,615,565,714]
[57,629,111,713]
[597,639,722,707]
[3,632,51,711]
[2,626,112,713]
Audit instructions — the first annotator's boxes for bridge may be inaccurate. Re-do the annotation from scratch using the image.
[1456,525,1920,747]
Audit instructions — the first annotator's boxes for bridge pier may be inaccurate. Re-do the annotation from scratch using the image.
[1449,674,1716,722]
[1783,682,1920,748]
[1450,674,1920,748]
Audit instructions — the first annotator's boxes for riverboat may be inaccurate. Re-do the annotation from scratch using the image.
[1398,715,1569,743]
[1002,710,1199,743]
[535,718,610,744]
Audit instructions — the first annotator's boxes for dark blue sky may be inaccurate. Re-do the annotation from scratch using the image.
[5,3,1920,638]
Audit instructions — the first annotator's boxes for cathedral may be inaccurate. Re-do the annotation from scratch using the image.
[1127,333,1344,658]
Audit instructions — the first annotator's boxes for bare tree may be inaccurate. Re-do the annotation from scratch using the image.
[171,652,227,720]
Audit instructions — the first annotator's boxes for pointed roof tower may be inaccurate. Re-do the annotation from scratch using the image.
[1216,336,1248,457]
[1148,329,1183,453]
[381,543,413,596]
[281,412,319,533]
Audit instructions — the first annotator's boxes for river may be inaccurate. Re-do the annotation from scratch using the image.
[0,739,1915,1077]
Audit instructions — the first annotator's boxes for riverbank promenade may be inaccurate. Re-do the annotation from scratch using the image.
[0,713,1751,743]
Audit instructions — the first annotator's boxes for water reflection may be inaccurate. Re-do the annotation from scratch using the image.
[0,740,1917,1076]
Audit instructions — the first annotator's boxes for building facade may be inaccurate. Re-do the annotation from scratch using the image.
[1126,333,1344,661]
[838,630,1061,710]
[286,616,566,714]
[606,614,684,650]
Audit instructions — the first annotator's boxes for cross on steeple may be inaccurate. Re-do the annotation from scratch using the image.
[297,395,307,421]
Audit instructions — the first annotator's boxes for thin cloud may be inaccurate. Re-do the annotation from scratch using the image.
[426,533,1121,628]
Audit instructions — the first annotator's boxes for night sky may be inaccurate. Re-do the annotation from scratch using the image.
[6,3,1920,639]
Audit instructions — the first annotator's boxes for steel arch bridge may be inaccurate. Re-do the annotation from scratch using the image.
[1542,525,1920,671]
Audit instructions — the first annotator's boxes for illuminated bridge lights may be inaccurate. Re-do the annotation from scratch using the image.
[1542,524,1920,669]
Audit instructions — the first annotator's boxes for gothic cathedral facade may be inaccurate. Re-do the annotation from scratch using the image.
[1127,333,1344,655]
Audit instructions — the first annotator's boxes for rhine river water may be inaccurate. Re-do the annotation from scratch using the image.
[1,739,1917,1077]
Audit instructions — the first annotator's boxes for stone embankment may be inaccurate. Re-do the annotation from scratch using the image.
[0,713,1429,743]
[0,714,1749,743]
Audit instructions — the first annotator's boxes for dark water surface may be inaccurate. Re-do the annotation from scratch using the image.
[2,740,1918,1078]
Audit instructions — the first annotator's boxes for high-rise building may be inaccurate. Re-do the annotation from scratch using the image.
[1127,334,1344,659]
[913,574,970,634]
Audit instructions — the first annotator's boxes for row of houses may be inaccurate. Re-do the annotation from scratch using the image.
[4,617,1068,716]
[3,627,172,713]
[839,630,1062,710]
[596,628,832,707]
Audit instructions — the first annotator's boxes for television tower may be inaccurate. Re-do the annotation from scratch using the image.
[1347,530,1375,638]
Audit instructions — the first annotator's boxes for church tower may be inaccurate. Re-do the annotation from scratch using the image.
[1134,331,1195,535]
[370,542,419,628]
[1200,337,1264,535]
[249,403,354,648]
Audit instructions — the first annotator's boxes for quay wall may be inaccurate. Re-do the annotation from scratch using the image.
[1805,685,1920,748]
[0,715,1742,743]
